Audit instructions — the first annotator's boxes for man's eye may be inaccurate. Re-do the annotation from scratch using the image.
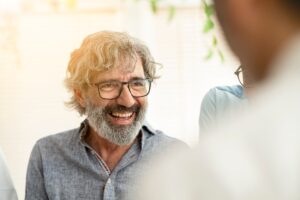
[131,80,145,87]
[99,82,118,91]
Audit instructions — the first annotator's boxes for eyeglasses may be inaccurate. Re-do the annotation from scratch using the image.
[95,79,152,100]
[234,66,244,86]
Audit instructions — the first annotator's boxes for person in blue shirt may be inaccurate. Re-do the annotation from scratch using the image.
[199,65,253,133]
[25,31,185,200]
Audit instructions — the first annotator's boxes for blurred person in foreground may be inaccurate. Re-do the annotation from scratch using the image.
[139,0,300,199]
[25,31,185,200]
[0,147,18,200]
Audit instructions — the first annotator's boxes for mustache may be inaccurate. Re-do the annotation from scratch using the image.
[104,104,140,114]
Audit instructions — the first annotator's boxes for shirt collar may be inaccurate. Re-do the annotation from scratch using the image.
[79,119,89,143]
[140,121,157,149]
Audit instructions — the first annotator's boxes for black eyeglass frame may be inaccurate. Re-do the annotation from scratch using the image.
[234,66,244,86]
[95,78,153,100]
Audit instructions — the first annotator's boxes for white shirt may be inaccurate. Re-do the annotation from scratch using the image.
[139,32,300,200]
[0,148,18,200]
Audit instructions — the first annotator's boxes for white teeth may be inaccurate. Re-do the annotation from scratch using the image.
[111,112,133,118]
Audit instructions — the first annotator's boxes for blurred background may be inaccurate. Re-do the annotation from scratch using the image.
[0,0,239,198]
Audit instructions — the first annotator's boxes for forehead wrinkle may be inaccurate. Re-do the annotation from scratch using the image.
[117,54,139,74]
[92,63,144,84]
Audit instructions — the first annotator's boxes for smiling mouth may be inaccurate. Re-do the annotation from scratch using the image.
[110,111,134,119]
[108,111,136,126]
[105,104,139,125]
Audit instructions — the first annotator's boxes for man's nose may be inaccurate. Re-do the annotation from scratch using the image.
[116,86,136,107]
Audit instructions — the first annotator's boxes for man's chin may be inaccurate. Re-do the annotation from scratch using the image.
[100,124,140,146]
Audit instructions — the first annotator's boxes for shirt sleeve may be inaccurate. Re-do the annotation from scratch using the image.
[0,149,18,200]
[25,142,49,200]
[199,88,217,135]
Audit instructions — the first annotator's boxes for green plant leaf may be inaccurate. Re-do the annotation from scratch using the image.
[203,18,214,33]
[212,35,217,47]
[217,49,225,62]
[150,0,158,14]
[203,2,214,17]
[167,5,176,22]
[204,48,214,60]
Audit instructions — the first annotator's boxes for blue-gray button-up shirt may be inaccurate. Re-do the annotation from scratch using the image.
[25,121,186,200]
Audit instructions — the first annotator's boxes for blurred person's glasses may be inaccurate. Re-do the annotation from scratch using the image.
[234,66,244,86]
[95,79,152,100]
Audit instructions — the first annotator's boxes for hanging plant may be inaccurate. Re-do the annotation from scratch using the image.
[201,0,224,62]
[141,0,224,61]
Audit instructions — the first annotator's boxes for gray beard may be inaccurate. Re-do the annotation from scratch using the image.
[86,101,147,146]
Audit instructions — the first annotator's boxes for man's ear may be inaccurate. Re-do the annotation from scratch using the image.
[74,89,86,108]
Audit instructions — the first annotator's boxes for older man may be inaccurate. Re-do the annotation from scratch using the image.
[140,0,300,199]
[25,31,185,200]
